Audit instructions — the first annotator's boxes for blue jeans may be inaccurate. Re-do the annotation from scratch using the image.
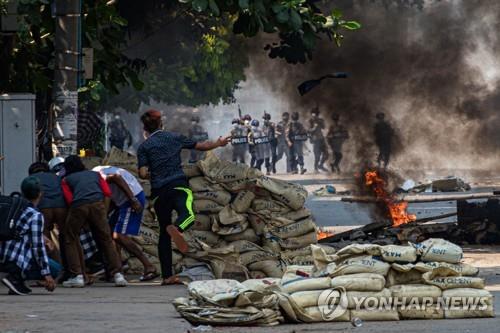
[24,259,62,280]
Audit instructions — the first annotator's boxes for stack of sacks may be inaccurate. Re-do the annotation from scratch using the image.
[173,278,283,326]
[172,154,325,280]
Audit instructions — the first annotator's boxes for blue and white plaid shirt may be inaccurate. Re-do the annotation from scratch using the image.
[0,206,51,277]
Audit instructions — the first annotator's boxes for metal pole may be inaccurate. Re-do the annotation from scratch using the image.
[52,0,81,157]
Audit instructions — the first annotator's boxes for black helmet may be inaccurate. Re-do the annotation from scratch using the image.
[282,112,289,118]
[291,112,299,121]
[232,118,240,124]
[376,112,385,120]
[263,112,271,121]
[251,119,259,127]
[191,115,200,122]
[331,113,340,121]
[243,114,252,121]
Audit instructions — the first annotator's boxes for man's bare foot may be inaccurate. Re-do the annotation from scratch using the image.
[166,225,189,253]
[161,276,182,285]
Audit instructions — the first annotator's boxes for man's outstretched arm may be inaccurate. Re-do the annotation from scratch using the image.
[195,136,231,151]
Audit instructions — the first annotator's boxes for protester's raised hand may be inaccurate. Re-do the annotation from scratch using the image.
[217,136,231,147]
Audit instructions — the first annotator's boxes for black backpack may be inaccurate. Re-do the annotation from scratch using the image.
[0,194,29,241]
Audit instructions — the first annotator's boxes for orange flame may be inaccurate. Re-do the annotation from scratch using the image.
[317,228,334,240]
[365,170,416,227]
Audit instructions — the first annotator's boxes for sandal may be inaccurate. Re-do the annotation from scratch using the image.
[161,276,183,285]
[167,225,189,253]
[140,271,159,282]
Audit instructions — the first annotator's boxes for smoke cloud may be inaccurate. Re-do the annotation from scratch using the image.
[237,0,500,176]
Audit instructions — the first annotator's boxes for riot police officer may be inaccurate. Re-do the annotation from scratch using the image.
[275,112,291,173]
[248,119,272,174]
[230,118,248,164]
[374,112,394,169]
[188,115,209,163]
[108,115,132,150]
[286,112,308,175]
[262,112,277,174]
[327,114,349,173]
[242,114,257,168]
[308,107,329,173]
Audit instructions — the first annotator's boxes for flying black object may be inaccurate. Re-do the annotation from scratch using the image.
[297,72,348,96]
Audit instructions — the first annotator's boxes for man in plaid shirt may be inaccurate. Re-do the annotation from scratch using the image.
[0,177,56,295]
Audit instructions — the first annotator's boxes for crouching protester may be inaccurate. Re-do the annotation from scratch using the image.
[61,156,127,288]
[137,109,230,285]
[0,177,57,295]
[93,165,158,281]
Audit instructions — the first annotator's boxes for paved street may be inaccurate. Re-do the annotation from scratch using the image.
[1,174,499,332]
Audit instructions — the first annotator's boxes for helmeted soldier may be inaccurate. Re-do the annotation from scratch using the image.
[188,115,209,163]
[108,115,132,150]
[275,112,291,173]
[327,113,349,173]
[286,112,308,174]
[242,114,257,168]
[262,112,277,174]
[230,118,248,164]
[248,119,272,174]
[308,107,329,173]
[374,112,394,169]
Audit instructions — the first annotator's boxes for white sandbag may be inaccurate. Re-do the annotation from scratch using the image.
[242,278,281,293]
[346,289,392,309]
[333,255,391,276]
[252,199,290,213]
[262,236,282,253]
[390,284,442,303]
[194,190,232,206]
[386,268,423,287]
[398,305,444,319]
[191,214,212,231]
[331,273,386,291]
[442,288,493,306]
[256,176,308,210]
[193,200,224,213]
[281,277,332,294]
[381,245,417,263]
[208,257,249,281]
[282,265,315,280]
[142,244,158,257]
[303,306,350,322]
[283,208,312,221]
[279,231,317,250]
[229,240,264,254]
[189,177,222,192]
[291,289,341,308]
[240,250,277,266]
[290,255,315,266]
[335,243,382,259]
[224,228,259,243]
[269,219,316,239]
[199,154,261,183]
[188,279,248,305]
[422,272,485,290]
[172,250,183,266]
[139,225,159,245]
[248,260,286,278]
[248,213,266,236]
[182,163,202,178]
[218,206,247,226]
[212,218,249,236]
[414,262,479,276]
[351,309,399,321]
[445,305,494,319]
[415,238,463,264]
[186,230,220,246]
[231,190,255,213]
[222,179,250,193]
[281,247,312,260]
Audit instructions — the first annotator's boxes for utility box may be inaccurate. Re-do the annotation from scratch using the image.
[0,94,36,195]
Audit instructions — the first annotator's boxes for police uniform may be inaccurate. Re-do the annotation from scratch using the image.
[286,115,308,174]
[249,121,272,173]
[327,122,349,173]
[230,123,249,164]
[188,124,208,163]
[262,114,277,174]
[275,118,291,173]
[308,116,329,172]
